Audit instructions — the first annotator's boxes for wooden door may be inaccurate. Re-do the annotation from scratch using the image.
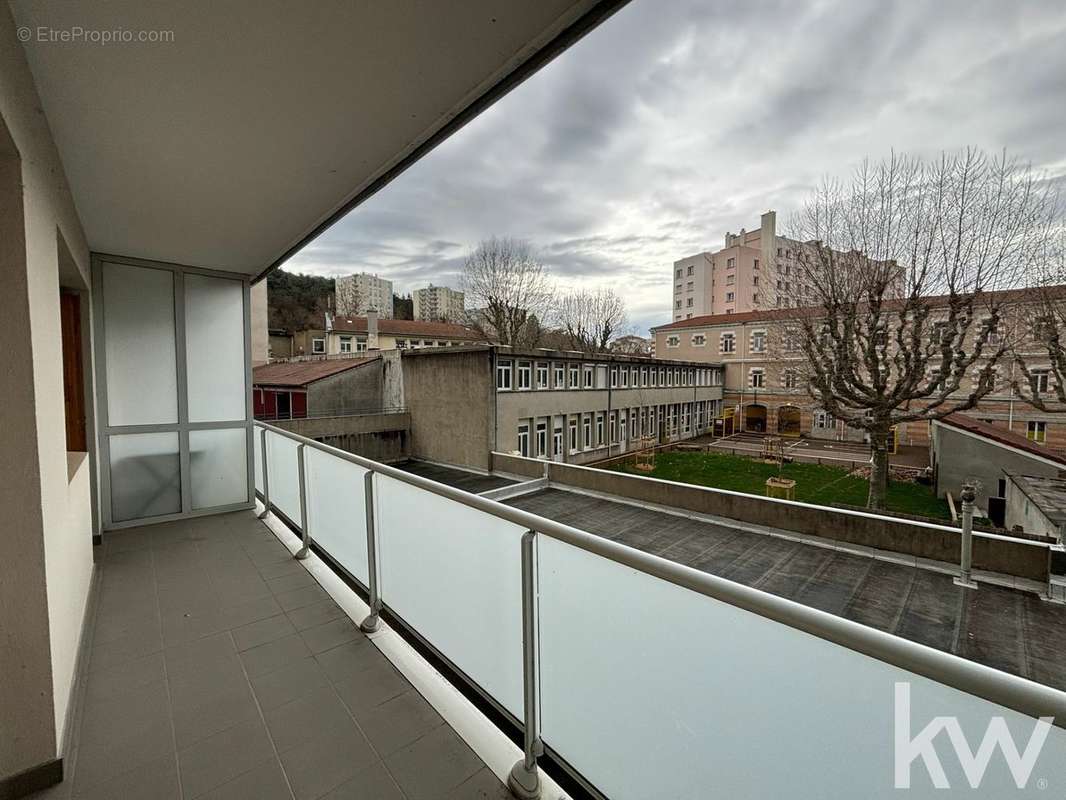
[60,291,87,451]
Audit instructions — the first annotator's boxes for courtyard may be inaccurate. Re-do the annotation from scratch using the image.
[610,449,950,520]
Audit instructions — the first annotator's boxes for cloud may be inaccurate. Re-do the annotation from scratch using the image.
[283,0,1066,335]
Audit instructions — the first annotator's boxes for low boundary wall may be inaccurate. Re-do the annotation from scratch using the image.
[491,452,1052,583]
[274,412,410,463]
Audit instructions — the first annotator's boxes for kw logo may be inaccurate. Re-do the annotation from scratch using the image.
[894,682,1054,789]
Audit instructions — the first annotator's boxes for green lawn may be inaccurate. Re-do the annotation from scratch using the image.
[611,450,950,520]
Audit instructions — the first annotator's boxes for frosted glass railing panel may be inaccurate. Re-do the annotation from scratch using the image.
[376,475,525,719]
[253,430,263,493]
[306,448,369,586]
[538,535,1066,799]
[189,427,248,509]
[265,431,301,526]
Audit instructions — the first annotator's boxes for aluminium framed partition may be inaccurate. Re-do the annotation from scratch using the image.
[92,254,255,530]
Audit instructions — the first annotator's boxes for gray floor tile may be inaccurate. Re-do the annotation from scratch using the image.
[222,594,284,630]
[178,718,276,799]
[71,754,179,800]
[249,656,331,711]
[164,631,238,678]
[320,761,405,799]
[352,690,444,756]
[333,660,409,715]
[87,627,163,673]
[275,584,330,612]
[257,557,311,581]
[267,570,317,595]
[315,639,379,685]
[299,617,362,654]
[233,613,297,652]
[441,768,511,799]
[172,681,262,750]
[278,726,378,800]
[83,652,165,704]
[78,678,170,747]
[385,724,483,800]
[265,685,359,753]
[196,757,292,800]
[286,598,346,631]
[240,632,312,678]
[73,716,174,790]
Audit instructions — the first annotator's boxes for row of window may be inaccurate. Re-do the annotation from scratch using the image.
[311,335,468,354]
[515,401,722,458]
[495,360,721,391]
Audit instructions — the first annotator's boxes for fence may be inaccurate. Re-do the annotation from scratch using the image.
[254,421,1066,799]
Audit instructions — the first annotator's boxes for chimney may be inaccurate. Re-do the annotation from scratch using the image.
[367,308,379,350]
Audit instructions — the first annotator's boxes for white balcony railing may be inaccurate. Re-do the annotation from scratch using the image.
[253,420,1066,799]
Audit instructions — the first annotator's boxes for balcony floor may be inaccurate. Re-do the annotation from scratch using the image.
[507,487,1066,692]
[36,511,508,800]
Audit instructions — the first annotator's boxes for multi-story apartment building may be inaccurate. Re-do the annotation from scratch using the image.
[413,283,465,322]
[400,346,724,470]
[335,271,394,318]
[287,311,482,356]
[652,291,1066,448]
[671,210,819,321]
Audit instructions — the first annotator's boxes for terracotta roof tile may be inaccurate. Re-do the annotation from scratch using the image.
[252,357,377,388]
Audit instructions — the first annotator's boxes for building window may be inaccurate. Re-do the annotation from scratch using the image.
[720,332,736,353]
[620,367,629,388]
[687,265,694,276]
[754,259,759,270]
[312,337,325,354]
[726,275,735,285]
[784,328,799,352]
[569,417,579,453]
[1030,368,1051,395]
[596,364,608,388]
[596,413,604,446]
[583,364,594,388]
[727,257,736,268]
[641,367,649,385]
[554,363,565,388]
[686,281,694,292]
[749,368,765,388]
[583,414,592,449]
[676,268,682,278]
[814,410,834,429]
[496,360,513,390]
[752,330,767,353]
[675,300,682,310]
[356,338,368,352]
[536,362,549,389]
[711,368,722,386]
[686,297,694,308]
[783,369,798,389]
[553,419,563,458]
[1028,421,1047,443]
[536,419,547,457]
[518,422,530,457]
[517,361,532,390]
[569,364,580,387]
[339,335,353,353]
[396,339,408,349]
[666,335,680,349]
[726,292,734,302]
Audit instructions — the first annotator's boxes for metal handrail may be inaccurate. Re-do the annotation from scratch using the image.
[253,420,1066,730]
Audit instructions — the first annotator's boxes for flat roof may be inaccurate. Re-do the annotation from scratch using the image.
[505,486,1066,691]
[1008,473,1066,528]
[400,343,723,368]
[396,460,518,494]
[252,356,377,388]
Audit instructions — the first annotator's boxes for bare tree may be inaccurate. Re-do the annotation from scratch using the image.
[555,286,630,353]
[1012,227,1066,409]
[461,237,553,347]
[794,149,1054,509]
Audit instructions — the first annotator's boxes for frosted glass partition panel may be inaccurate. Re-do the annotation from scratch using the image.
[190,428,248,510]
[109,432,181,522]
[538,535,1066,799]
[266,431,302,526]
[185,274,246,423]
[305,448,369,585]
[102,262,178,425]
[376,475,525,719]
[253,430,263,493]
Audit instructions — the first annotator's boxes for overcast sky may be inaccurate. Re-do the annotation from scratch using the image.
[283,0,1066,334]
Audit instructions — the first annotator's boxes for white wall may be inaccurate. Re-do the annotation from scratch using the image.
[0,5,94,775]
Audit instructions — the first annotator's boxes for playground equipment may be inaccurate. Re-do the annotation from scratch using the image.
[633,436,657,472]
[761,435,784,466]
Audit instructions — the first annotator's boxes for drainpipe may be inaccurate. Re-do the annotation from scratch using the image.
[1008,360,1016,432]
[606,359,613,458]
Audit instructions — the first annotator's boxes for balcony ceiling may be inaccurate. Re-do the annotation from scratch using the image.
[12,0,618,277]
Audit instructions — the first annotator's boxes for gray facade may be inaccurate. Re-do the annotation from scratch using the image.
[307,361,386,417]
[931,419,1066,510]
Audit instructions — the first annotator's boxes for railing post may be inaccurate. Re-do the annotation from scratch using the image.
[258,427,270,519]
[295,443,311,560]
[360,470,382,633]
[508,530,541,799]
[954,483,978,589]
